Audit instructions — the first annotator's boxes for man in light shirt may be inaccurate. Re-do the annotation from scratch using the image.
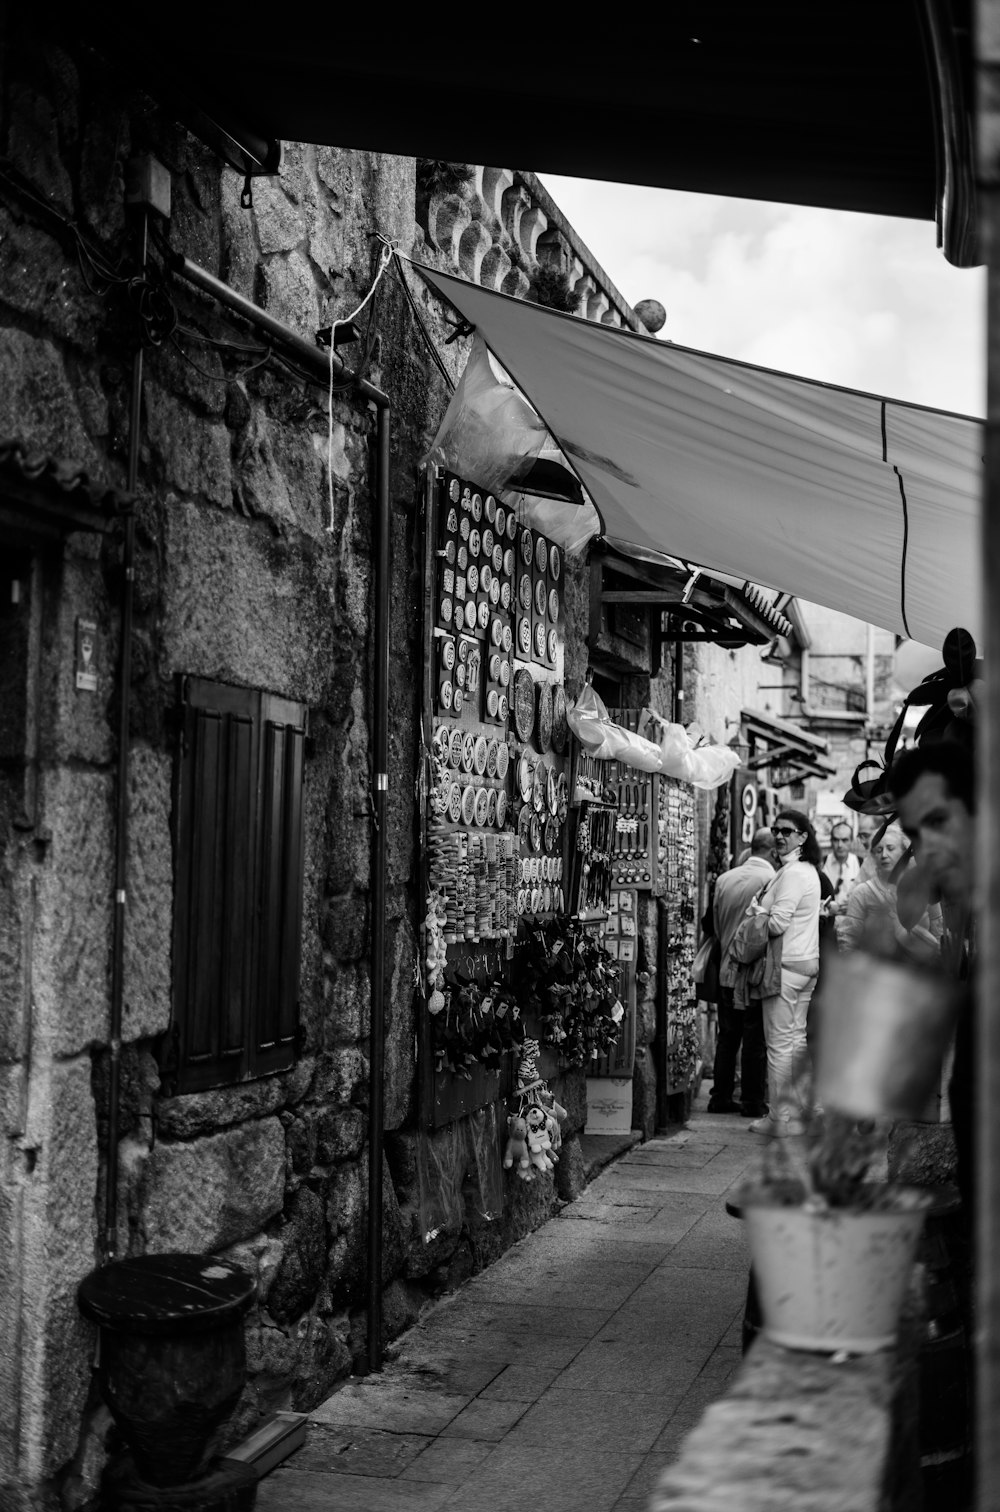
[709,829,776,1117]
[823,821,862,927]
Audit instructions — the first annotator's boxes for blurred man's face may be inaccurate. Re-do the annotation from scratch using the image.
[830,827,852,861]
[896,773,974,908]
[857,818,879,852]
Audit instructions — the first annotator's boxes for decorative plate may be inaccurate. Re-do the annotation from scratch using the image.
[455,661,466,690]
[491,616,503,646]
[549,544,561,581]
[447,782,462,822]
[533,578,546,616]
[556,771,569,820]
[534,535,548,573]
[495,504,505,536]
[469,528,481,558]
[448,477,460,503]
[449,730,464,768]
[486,688,498,716]
[457,637,470,664]
[547,766,558,815]
[474,735,488,775]
[471,493,482,521]
[442,568,454,596]
[496,742,510,779]
[530,887,542,913]
[477,600,490,630]
[532,759,546,811]
[489,653,501,682]
[545,816,559,853]
[460,515,470,541]
[530,814,542,853]
[439,680,453,711]
[518,802,532,840]
[498,694,509,721]
[461,485,471,506]
[467,564,479,594]
[520,528,533,565]
[486,789,498,827]
[433,724,450,760]
[519,573,532,610]
[462,785,477,826]
[457,545,468,570]
[452,686,464,714]
[492,544,503,574]
[501,582,512,611]
[489,578,500,606]
[442,639,456,671]
[542,883,552,913]
[446,507,458,533]
[507,512,518,541]
[485,494,496,524]
[455,576,466,603]
[482,528,494,558]
[534,622,547,659]
[439,596,452,625]
[467,648,481,691]
[502,624,513,653]
[496,791,507,828]
[513,669,535,743]
[500,659,510,687]
[518,617,531,655]
[464,601,477,631]
[536,680,553,753]
[475,787,490,827]
[480,563,492,593]
[547,627,558,663]
[486,739,498,778]
[462,732,476,772]
[518,754,533,802]
[548,587,559,622]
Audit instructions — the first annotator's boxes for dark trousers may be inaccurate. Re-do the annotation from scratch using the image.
[712,988,767,1114]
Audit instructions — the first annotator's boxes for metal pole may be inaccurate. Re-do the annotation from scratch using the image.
[366,402,391,1371]
[104,206,147,1260]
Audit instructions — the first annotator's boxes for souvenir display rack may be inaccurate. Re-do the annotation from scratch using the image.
[658,776,700,1095]
[419,467,573,1129]
[604,708,659,892]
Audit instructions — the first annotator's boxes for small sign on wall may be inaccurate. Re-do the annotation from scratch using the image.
[75,618,98,692]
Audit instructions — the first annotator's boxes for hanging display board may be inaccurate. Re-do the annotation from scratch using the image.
[603,708,659,892]
[419,468,573,1129]
[658,777,701,1095]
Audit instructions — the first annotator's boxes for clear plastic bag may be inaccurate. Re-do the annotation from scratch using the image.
[415,1122,468,1243]
[566,685,665,772]
[641,709,742,790]
[424,333,548,498]
[465,1103,503,1222]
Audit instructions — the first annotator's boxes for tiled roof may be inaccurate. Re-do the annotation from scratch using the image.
[0,439,132,533]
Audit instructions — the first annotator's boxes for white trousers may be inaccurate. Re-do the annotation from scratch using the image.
[762,967,817,1114]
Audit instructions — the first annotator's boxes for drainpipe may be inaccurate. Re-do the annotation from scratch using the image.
[168,254,391,1370]
[104,205,148,1260]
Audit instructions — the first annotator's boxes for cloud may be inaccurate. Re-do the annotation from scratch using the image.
[537,176,985,417]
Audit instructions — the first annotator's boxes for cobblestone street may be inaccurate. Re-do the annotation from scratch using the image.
[256,1095,758,1511]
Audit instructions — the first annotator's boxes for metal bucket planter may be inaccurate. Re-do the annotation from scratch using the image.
[813,953,957,1121]
[744,1194,927,1353]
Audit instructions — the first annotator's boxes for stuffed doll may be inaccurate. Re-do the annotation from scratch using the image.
[503,1115,531,1177]
[525,1105,556,1173]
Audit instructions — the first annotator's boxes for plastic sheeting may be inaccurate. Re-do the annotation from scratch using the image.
[417,266,983,649]
[566,686,741,787]
[425,333,602,555]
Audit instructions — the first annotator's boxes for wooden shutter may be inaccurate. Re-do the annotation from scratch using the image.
[167,678,307,1093]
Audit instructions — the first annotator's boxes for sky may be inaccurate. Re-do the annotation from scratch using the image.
[537,175,986,419]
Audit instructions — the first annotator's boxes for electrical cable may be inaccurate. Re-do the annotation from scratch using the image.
[326,238,394,530]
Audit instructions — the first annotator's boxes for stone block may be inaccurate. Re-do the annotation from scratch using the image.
[888,1122,958,1188]
[382,1277,425,1342]
[32,767,113,1055]
[140,1117,285,1252]
[327,1153,405,1297]
[160,501,339,703]
[16,1054,99,1477]
[384,916,417,1132]
[0,327,95,468]
[261,250,321,333]
[253,175,307,256]
[553,1134,587,1202]
[268,1186,329,1323]
[50,551,116,766]
[316,1106,365,1166]
[156,1059,314,1139]
[322,894,369,962]
[0,211,104,352]
[218,1233,285,1305]
[313,1045,369,1105]
[632,1048,657,1140]
[144,382,231,507]
[122,745,171,1041]
[6,79,73,213]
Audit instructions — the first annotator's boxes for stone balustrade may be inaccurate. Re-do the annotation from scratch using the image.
[420,163,645,330]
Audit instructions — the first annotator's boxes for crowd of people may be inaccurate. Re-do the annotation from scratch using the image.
[700,745,974,1155]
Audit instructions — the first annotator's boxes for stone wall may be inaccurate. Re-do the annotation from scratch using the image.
[0,28,652,1512]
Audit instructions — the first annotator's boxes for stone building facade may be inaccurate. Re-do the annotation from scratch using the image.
[0,25,701,1512]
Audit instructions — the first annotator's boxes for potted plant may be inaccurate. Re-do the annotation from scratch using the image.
[737,1094,932,1354]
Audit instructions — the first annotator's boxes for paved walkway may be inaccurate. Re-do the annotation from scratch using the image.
[256,1094,760,1512]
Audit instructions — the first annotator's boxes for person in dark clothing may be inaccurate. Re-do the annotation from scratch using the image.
[709,829,776,1115]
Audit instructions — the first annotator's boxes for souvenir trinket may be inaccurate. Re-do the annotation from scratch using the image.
[448,478,461,503]
[551,686,568,753]
[519,617,531,655]
[494,504,505,535]
[534,578,547,616]
[496,791,507,828]
[504,547,515,577]
[469,528,481,557]
[462,785,477,826]
[471,492,482,521]
[513,669,535,742]
[440,680,453,710]
[547,627,558,662]
[549,544,561,581]
[520,528,533,565]
[548,587,559,621]
[519,573,532,610]
[485,494,496,524]
[502,624,513,653]
[518,755,533,802]
[477,600,490,630]
[474,735,488,774]
[452,687,464,714]
[462,732,476,772]
[496,741,510,779]
[534,622,547,658]
[507,512,518,541]
[537,680,553,752]
[534,535,547,573]
[498,692,509,722]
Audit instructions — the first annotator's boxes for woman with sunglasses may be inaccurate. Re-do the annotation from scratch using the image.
[749,809,823,1134]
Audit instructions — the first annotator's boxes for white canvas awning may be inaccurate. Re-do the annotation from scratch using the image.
[418,265,983,651]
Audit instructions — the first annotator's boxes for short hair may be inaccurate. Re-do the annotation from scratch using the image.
[774,808,822,867]
[829,822,853,840]
[750,828,774,856]
[889,740,975,814]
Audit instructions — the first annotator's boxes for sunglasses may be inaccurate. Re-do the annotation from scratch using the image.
[772,826,801,838]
